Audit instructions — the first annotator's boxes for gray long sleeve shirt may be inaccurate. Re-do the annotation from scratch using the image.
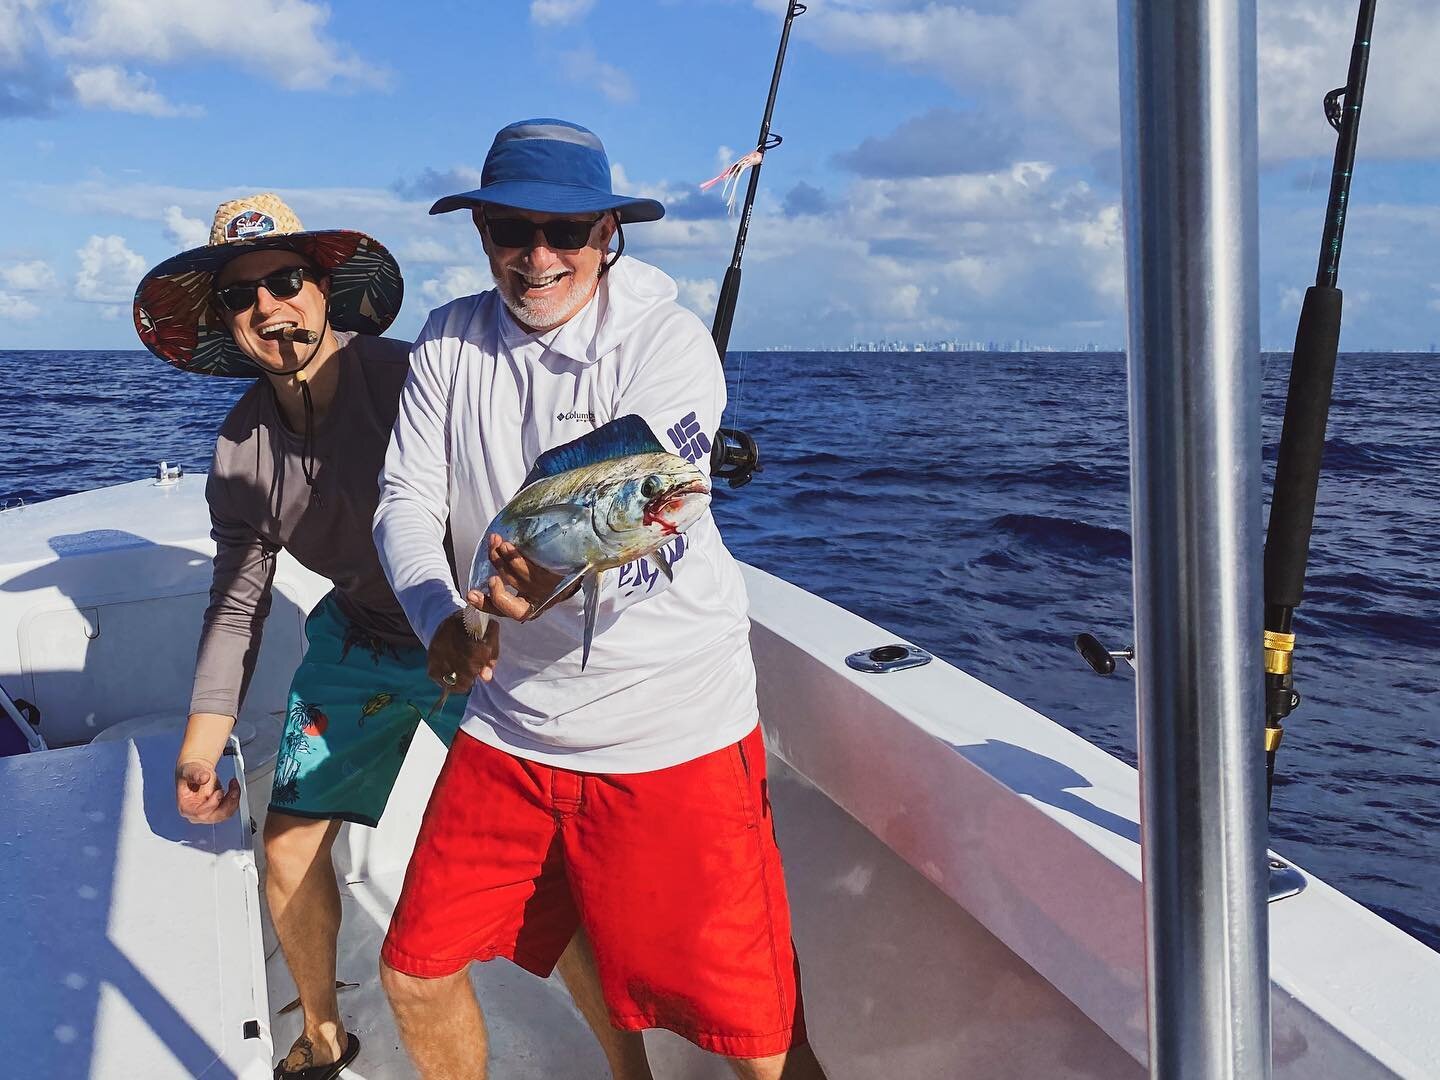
[189,333,423,718]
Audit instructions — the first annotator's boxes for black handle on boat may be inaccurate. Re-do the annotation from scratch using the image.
[1262,0,1377,805]
[1075,633,1117,676]
[708,1,807,489]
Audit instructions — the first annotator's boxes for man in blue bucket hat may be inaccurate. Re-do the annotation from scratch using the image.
[374,120,826,1078]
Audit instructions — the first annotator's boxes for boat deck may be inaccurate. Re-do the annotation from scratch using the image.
[257,731,1143,1080]
[268,871,627,1079]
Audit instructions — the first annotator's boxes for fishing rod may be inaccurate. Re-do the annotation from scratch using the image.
[707,0,807,489]
[1263,0,1378,805]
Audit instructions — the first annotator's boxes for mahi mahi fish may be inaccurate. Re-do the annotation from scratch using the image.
[461,414,711,669]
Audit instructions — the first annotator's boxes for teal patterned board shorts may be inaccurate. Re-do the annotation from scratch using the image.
[269,593,466,827]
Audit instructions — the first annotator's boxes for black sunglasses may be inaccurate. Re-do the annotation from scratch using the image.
[483,214,604,251]
[214,266,319,313]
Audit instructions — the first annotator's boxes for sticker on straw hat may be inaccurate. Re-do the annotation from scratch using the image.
[225,209,276,240]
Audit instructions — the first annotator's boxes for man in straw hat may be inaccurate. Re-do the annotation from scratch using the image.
[373,119,826,1079]
[137,193,642,1080]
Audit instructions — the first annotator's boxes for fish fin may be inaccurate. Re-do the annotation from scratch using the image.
[521,415,666,488]
[581,572,600,670]
[650,548,674,581]
[526,566,589,622]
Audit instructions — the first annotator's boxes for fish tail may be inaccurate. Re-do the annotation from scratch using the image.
[462,605,490,640]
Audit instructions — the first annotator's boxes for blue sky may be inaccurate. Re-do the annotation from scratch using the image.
[1,0,1437,352]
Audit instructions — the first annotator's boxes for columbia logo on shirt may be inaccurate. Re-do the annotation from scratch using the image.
[667,412,712,465]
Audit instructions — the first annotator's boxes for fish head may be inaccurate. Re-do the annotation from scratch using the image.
[594,453,710,556]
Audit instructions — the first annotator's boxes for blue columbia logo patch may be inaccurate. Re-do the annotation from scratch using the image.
[226,210,276,240]
[666,411,711,465]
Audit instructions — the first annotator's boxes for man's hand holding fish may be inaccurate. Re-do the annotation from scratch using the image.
[468,534,576,623]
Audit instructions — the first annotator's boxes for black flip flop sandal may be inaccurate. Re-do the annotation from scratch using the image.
[273,1032,360,1080]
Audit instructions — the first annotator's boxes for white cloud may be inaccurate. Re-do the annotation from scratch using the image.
[796,0,1118,153]
[0,0,70,117]
[0,290,42,320]
[0,0,46,66]
[1259,2,1440,159]
[789,0,1440,163]
[420,265,492,308]
[74,234,146,304]
[623,152,1128,346]
[0,260,57,290]
[400,238,469,264]
[676,276,719,322]
[0,0,382,121]
[161,205,209,250]
[55,0,386,92]
[531,0,595,27]
[560,46,634,104]
[69,64,201,117]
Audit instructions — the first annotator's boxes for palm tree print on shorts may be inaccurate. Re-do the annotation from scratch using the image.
[273,701,327,805]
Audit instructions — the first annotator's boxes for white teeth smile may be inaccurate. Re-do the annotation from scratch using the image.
[517,271,567,289]
[259,321,298,338]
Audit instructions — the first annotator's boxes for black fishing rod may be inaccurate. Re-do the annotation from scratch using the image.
[708,0,807,489]
[1263,0,1378,805]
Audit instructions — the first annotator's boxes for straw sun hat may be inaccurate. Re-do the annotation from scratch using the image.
[133,192,403,377]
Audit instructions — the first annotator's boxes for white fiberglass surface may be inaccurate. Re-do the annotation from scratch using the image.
[282,747,1138,1080]
[0,733,269,1080]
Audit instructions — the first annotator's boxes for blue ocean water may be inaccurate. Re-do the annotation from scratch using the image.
[4,348,1438,952]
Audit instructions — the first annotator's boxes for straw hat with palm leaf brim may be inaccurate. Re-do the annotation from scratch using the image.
[133,192,403,378]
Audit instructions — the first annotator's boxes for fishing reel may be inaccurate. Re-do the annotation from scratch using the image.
[710,426,762,489]
[1074,632,1135,676]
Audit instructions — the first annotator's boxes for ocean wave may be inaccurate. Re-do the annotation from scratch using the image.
[989,513,1132,560]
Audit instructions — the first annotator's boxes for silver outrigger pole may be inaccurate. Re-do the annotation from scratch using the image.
[1116,0,1270,1076]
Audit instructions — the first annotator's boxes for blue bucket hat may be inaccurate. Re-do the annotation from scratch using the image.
[429,119,665,223]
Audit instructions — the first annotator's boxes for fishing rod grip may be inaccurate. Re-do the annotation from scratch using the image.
[711,265,742,362]
[1264,284,1343,611]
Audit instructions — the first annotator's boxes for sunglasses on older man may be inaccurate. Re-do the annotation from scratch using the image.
[483,213,605,251]
[214,266,319,313]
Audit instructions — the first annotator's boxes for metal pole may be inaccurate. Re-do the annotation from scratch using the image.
[1116,0,1270,1076]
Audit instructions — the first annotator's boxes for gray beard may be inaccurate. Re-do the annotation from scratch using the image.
[493,267,600,331]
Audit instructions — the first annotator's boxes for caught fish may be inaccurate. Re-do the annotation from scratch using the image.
[463,414,710,669]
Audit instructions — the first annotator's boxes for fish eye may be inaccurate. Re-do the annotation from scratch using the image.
[641,475,663,499]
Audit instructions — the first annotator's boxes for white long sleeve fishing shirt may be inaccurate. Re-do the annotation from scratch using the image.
[374,256,757,772]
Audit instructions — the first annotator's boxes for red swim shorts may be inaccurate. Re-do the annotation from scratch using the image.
[380,724,806,1058]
